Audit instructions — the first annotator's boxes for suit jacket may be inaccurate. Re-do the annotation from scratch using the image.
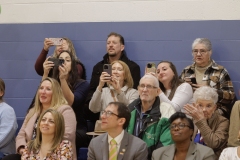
[88,130,148,160]
[152,142,216,160]
[16,105,77,160]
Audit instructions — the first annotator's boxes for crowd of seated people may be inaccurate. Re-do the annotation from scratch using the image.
[2,33,240,160]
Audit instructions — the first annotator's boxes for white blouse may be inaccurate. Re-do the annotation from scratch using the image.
[219,147,240,160]
[159,82,193,112]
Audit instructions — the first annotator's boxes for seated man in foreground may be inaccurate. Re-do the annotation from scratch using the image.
[127,74,175,159]
[88,102,148,160]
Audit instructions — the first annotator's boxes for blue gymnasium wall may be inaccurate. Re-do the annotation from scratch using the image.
[0,20,240,121]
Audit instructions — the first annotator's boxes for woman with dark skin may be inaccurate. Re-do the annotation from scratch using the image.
[152,112,215,160]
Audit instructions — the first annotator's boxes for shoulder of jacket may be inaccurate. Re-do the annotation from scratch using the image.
[183,64,193,70]
[128,98,140,111]
[57,105,72,112]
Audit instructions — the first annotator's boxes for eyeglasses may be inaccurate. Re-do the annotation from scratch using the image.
[192,49,209,55]
[138,84,157,90]
[100,110,120,118]
[169,123,190,130]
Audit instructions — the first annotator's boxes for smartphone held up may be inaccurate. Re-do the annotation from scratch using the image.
[49,38,63,45]
[48,58,64,67]
[146,62,156,73]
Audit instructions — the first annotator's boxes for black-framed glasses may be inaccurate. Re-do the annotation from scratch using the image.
[169,123,190,130]
[138,84,157,90]
[192,49,209,55]
[100,110,120,118]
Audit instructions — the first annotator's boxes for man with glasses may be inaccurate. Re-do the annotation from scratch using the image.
[127,74,175,159]
[88,102,148,160]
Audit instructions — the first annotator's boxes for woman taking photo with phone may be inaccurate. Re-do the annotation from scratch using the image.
[89,60,139,113]
[155,61,193,112]
[35,37,86,79]
[21,109,73,159]
[43,50,90,150]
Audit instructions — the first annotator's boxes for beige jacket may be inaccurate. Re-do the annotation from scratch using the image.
[195,111,229,158]
[16,105,77,160]
[228,101,240,147]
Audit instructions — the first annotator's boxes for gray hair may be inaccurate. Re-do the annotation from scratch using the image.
[193,86,218,104]
[192,38,212,51]
[140,74,159,88]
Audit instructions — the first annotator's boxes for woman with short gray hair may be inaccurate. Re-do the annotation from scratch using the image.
[180,38,235,119]
[184,86,229,158]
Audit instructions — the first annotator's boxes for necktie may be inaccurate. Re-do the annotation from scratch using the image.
[109,139,117,160]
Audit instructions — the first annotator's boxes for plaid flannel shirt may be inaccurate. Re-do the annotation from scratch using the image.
[180,60,235,114]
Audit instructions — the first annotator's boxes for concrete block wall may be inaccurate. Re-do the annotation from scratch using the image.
[0,1,240,122]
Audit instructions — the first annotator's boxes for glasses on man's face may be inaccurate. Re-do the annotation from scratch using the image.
[138,84,157,90]
[192,49,209,55]
[169,123,190,130]
[100,110,119,118]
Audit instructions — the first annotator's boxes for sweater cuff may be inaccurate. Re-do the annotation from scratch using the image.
[195,118,210,134]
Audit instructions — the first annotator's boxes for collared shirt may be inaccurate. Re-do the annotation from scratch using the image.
[108,130,124,153]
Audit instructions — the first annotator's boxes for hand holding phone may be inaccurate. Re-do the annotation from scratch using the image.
[49,38,63,45]
[190,77,197,84]
[146,62,156,73]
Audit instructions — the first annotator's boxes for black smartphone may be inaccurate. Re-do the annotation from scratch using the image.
[103,64,112,75]
[48,58,64,67]
[190,77,197,84]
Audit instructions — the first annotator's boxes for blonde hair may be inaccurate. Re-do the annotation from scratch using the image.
[111,60,134,88]
[52,37,78,61]
[25,77,68,123]
[27,109,65,153]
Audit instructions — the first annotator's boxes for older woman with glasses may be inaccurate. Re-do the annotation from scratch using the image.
[184,86,229,158]
[180,38,235,119]
[152,112,215,160]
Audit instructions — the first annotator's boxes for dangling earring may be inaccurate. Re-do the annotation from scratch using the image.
[237,136,240,142]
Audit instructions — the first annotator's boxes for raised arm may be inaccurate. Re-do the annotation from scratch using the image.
[35,38,54,76]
